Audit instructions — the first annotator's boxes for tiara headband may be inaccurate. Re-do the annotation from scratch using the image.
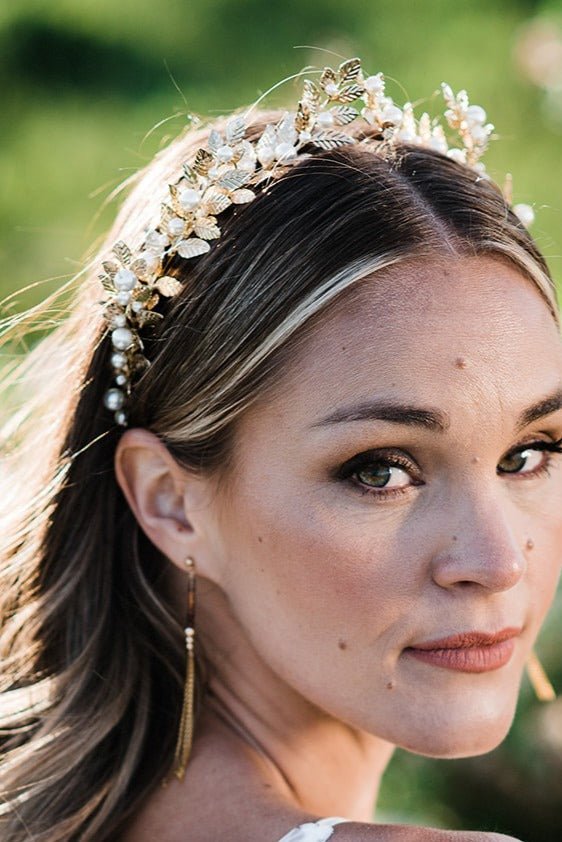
[98,56,534,427]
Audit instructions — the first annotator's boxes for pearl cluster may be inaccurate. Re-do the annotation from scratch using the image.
[99,56,534,427]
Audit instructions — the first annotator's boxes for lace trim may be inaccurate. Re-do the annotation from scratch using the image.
[277,816,348,842]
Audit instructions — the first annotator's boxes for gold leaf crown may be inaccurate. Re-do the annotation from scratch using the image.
[99,56,534,427]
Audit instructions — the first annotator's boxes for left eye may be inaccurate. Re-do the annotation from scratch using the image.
[498,447,547,475]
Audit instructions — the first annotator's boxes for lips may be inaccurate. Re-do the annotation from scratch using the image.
[404,627,522,673]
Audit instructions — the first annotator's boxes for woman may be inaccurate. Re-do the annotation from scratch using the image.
[0,57,559,841]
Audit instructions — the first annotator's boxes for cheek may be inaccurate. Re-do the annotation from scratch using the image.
[219,478,424,659]
[524,497,562,623]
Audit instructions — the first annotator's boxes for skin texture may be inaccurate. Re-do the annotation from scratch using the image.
[115,255,562,841]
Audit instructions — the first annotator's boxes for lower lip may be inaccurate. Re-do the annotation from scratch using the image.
[404,639,516,673]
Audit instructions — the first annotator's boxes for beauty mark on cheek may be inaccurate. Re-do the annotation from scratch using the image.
[455,356,467,369]
[526,538,534,550]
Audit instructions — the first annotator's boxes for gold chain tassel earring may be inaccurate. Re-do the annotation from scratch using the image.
[526,648,556,702]
[173,555,197,779]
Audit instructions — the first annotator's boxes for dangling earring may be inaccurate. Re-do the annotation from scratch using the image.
[173,555,197,779]
[526,648,556,702]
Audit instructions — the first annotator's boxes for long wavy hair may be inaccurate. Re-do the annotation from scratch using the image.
[0,102,558,841]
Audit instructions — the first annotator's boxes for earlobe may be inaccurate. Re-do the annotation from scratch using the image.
[114,427,196,570]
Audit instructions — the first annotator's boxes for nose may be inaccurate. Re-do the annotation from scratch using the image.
[430,487,526,592]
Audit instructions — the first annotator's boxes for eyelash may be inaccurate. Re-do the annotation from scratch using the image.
[338,437,562,500]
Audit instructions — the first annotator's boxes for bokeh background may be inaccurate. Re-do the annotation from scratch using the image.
[1,1,562,839]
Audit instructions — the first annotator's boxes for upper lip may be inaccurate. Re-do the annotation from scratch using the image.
[408,626,522,650]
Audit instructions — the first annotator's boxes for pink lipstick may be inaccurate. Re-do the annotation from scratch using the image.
[405,627,521,673]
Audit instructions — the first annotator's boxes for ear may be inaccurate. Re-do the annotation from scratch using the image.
[114,427,221,583]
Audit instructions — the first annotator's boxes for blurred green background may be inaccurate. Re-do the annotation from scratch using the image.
[1,0,562,839]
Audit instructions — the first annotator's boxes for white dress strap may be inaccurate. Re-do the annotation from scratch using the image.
[276,816,348,842]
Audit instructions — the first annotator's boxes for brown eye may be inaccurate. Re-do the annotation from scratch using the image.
[499,448,543,475]
[356,462,412,490]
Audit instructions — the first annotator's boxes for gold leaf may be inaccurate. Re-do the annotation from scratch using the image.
[301,79,321,111]
[225,116,246,144]
[160,203,174,227]
[176,238,211,259]
[182,162,198,183]
[330,105,357,126]
[137,309,163,329]
[310,131,357,150]
[320,66,338,89]
[193,148,214,176]
[102,260,118,277]
[207,129,222,153]
[338,57,362,84]
[204,188,232,215]
[155,276,183,297]
[112,241,133,266]
[295,101,312,133]
[130,258,150,281]
[132,285,155,304]
[334,84,364,104]
[217,169,250,191]
[231,188,255,204]
[194,219,221,240]
[99,274,115,293]
[145,293,160,310]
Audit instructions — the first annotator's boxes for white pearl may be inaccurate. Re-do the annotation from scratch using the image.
[115,410,128,426]
[299,130,312,142]
[447,148,466,164]
[111,352,127,368]
[115,373,127,386]
[382,104,402,124]
[324,82,339,97]
[138,250,160,272]
[217,144,234,162]
[316,111,334,128]
[145,230,169,253]
[179,188,201,211]
[469,124,490,144]
[116,291,131,306]
[104,388,125,411]
[113,314,127,328]
[131,300,144,313]
[111,327,134,350]
[466,105,486,124]
[274,142,297,161]
[114,268,137,291]
[364,74,384,94]
[167,217,185,237]
[513,203,535,227]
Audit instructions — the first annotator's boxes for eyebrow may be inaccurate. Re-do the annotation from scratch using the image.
[515,387,562,433]
[312,401,450,432]
[311,387,562,434]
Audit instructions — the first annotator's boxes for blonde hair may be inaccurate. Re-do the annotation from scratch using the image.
[0,106,558,841]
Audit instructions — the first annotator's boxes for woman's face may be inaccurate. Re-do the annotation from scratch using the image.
[204,254,562,758]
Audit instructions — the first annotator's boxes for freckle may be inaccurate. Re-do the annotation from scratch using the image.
[455,357,467,369]
[452,535,457,541]
[257,536,263,543]
[338,638,348,650]
[526,538,534,550]
[341,345,347,351]
[386,680,395,690]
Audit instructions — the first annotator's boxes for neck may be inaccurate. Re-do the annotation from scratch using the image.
[195,577,396,821]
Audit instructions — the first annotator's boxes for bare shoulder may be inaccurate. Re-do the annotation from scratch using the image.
[332,823,523,842]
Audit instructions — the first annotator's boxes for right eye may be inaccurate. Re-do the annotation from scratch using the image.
[337,450,423,500]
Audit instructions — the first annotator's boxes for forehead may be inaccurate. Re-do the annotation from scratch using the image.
[258,254,562,431]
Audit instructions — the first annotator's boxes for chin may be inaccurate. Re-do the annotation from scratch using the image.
[396,704,517,759]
